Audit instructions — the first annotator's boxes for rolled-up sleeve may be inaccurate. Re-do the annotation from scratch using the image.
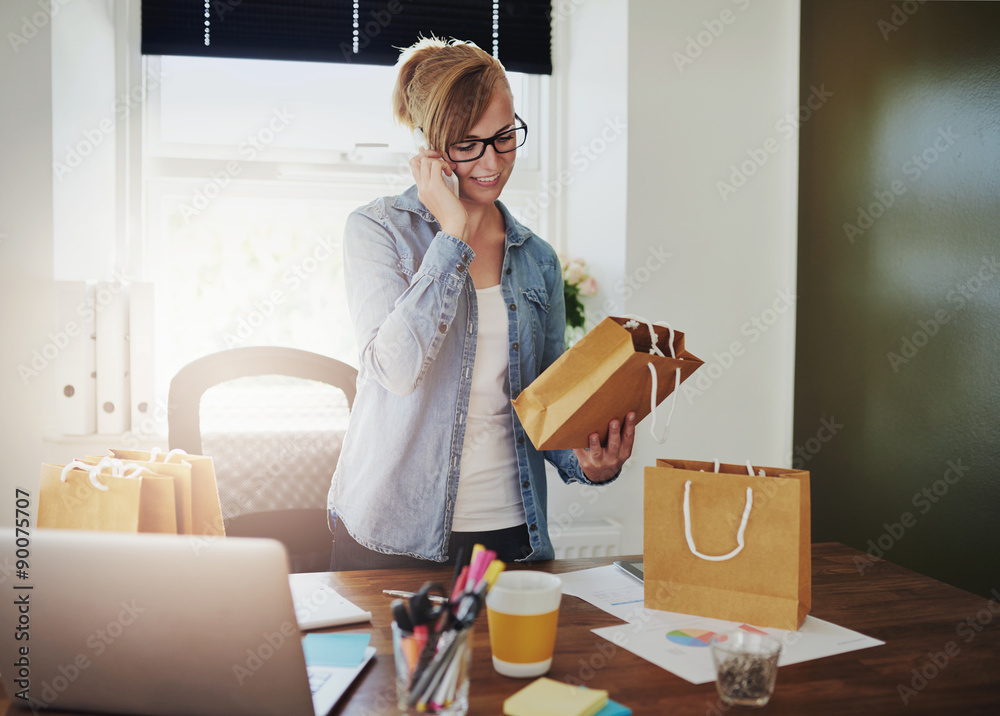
[343,208,474,396]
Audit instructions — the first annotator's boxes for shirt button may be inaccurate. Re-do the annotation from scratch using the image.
[509,303,516,311]
[522,480,530,488]
[517,436,524,444]
[529,523,537,532]
[505,267,512,275]
[439,323,447,333]
[457,264,466,273]
[462,253,470,262]
[512,342,519,351]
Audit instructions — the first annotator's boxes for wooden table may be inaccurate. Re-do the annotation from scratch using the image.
[319,542,1000,715]
[2,543,997,715]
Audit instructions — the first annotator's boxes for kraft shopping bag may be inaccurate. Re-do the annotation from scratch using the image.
[111,448,226,536]
[644,458,811,630]
[37,459,178,534]
[512,317,703,450]
[84,454,194,535]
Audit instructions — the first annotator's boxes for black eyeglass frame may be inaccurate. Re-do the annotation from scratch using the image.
[445,114,528,163]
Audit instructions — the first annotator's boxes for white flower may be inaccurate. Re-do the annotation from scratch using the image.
[564,259,587,285]
[577,276,598,296]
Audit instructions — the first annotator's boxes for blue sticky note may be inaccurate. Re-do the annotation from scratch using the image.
[594,698,631,716]
[302,633,371,668]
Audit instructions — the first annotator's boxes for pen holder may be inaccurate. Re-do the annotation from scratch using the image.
[392,621,473,715]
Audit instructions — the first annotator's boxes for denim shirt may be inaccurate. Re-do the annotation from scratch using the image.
[328,185,612,561]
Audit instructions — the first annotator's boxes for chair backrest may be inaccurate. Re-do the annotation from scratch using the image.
[168,346,357,454]
[168,347,358,572]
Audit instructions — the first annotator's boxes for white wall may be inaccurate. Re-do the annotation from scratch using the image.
[1,0,799,545]
[1,0,57,526]
[547,0,800,555]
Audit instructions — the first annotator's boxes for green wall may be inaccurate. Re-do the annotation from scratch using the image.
[796,0,1000,597]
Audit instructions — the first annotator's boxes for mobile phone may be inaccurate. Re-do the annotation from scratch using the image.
[413,128,460,197]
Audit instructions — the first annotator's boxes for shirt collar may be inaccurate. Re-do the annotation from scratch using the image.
[392,184,532,248]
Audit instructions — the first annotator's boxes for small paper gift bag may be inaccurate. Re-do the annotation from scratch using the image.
[83,454,193,535]
[37,459,178,534]
[111,448,226,536]
[644,459,811,630]
[512,317,703,450]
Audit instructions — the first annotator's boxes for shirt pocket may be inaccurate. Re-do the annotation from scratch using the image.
[520,286,550,356]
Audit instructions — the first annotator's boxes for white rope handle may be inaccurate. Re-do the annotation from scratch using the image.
[621,316,677,358]
[60,458,112,491]
[149,447,188,463]
[683,479,753,561]
[59,458,151,492]
[622,316,682,444]
[647,364,681,443]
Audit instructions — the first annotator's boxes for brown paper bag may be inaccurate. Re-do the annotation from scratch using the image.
[644,459,811,630]
[37,461,178,534]
[84,455,193,535]
[512,317,703,449]
[111,449,226,536]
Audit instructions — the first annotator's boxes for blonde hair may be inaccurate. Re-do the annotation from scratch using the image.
[392,37,511,153]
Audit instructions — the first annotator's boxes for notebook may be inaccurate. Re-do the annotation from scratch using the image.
[0,529,374,716]
[289,573,372,631]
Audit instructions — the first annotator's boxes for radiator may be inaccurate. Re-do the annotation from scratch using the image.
[549,516,623,559]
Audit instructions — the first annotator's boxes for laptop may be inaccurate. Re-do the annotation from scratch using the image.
[0,529,374,716]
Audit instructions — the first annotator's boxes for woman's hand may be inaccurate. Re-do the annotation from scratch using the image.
[409,148,467,240]
[574,412,637,483]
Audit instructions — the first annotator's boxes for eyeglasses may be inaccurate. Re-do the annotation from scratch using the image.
[445,115,528,163]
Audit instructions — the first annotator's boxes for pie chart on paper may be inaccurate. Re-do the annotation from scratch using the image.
[665,628,715,647]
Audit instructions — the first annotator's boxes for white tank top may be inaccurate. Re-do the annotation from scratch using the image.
[452,284,526,531]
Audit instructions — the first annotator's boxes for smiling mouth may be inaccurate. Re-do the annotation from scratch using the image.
[472,172,501,184]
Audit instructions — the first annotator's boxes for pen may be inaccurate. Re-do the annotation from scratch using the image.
[383,589,449,604]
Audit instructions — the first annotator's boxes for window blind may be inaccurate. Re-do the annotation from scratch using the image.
[141,1,553,74]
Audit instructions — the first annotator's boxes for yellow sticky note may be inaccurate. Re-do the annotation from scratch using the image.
[503,677,609,716]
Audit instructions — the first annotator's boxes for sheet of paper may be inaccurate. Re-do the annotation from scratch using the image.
[302,633,371,668]
[561,565,884,685]
[289,573,373,630]
[559,565,648,622]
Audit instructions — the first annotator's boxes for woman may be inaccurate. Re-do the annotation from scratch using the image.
[328,38,635,570]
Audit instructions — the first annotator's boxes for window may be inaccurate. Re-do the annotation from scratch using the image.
[141,54,550,429]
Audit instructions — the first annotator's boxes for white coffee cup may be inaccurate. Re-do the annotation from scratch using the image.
[485,571,562,678]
